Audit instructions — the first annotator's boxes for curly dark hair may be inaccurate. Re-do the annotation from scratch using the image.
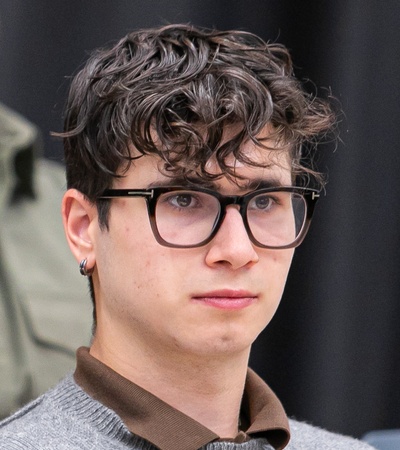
[58,23,335,228]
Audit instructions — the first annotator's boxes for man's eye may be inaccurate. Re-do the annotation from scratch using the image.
[167,193,199,209]
[175,194,193,207]
[251,195,274,210]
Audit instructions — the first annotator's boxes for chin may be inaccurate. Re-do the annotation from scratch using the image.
[199,328,261,356]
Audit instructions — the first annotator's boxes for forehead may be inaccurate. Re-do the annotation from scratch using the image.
[118,125,293,189]
[118,150,292,192]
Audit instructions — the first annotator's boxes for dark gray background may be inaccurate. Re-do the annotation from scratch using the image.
[1,0,399,438]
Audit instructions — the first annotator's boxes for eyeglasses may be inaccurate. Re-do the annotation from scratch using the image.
[98,186,319,249]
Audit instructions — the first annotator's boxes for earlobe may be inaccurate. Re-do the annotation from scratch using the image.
[62,189,98,269]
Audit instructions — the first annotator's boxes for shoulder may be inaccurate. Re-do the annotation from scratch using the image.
[286,419,375,449]
[0,374,139,450]
[0,375,79,449]
[0,395,46,449]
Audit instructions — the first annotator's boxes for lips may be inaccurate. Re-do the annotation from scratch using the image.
[191,289,257,310]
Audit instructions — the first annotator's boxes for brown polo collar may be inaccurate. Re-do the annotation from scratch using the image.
[74,347,290,450]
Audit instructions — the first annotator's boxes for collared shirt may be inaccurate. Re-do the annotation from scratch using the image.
[74,347,290,450]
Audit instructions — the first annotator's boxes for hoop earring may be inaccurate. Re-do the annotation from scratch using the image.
[79,258,93,277]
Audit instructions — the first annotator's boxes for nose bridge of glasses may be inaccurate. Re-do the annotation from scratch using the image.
[217,195,248,231]
[219,194,248,216]
[220,194,245,207]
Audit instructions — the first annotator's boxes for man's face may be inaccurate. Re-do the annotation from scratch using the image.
[90,135,295,360]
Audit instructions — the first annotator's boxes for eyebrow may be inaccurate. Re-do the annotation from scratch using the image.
[242,178,285,191]
[147,177,286,191]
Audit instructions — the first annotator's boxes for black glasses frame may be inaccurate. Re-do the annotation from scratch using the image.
[98,186,320,249]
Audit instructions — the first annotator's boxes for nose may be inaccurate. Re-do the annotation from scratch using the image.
[205,206,259,270]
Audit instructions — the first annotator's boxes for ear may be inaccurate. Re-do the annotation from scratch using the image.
[62,189,98,270]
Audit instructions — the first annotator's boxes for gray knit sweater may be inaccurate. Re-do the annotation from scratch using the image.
[0,375,374,450]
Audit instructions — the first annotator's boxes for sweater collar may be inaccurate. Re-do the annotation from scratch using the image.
[74,347,290,450]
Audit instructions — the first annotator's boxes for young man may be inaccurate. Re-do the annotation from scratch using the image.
[0,24,373,449]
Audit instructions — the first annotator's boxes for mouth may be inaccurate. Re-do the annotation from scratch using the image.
[191,289,257,310]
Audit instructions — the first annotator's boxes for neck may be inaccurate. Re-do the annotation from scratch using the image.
[90,335,251,438]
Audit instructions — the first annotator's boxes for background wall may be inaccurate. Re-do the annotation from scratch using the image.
[1,0,399,438]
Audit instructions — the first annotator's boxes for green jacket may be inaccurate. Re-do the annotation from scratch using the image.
[0,103,91,418]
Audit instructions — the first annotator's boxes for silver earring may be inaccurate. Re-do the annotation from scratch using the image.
[79,258,93,277]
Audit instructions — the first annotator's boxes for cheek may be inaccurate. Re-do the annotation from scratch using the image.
[268,249,294,289]
[271,248,294,268]
[116,231,176,293]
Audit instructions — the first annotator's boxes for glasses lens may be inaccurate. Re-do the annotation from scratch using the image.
[155,190,220,246]
[247,191,306,247]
